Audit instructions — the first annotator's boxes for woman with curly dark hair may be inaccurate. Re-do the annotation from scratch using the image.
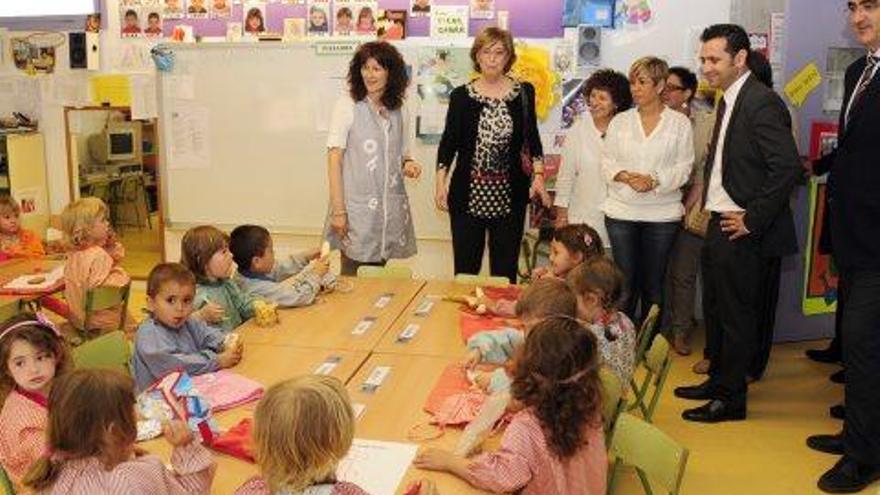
[325,41,421,275]
[415,316,607,494]
[555,69,631,247]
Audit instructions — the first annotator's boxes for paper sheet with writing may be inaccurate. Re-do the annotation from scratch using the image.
[784,62,821,107]
[130,74,158,120]
[169,102,210,169]
[337,439,417,495]
[90,74,132,106]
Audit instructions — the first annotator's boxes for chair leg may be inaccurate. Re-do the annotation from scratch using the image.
[636,467,655,495]
[607,458,622,495]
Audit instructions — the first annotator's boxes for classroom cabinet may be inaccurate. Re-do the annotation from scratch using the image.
[0,131,50,235]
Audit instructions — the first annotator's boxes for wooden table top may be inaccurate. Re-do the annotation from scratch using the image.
[347,352,491,495]
[374,281,480,359]
[239,277,425,351]
[142,344,370,495]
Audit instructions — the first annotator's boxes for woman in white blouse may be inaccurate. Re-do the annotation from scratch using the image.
[555,69,632,246]
[602,56,694,320]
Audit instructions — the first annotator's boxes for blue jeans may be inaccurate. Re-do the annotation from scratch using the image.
[605,217,680,322]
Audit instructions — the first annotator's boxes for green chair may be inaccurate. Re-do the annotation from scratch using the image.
[0,299,22,325]
[634,304,661,366]
[607,413,689,495]
[454,273,511,287]
[82,283,131,337]
[356,265,413,279]
[72,330,131,374]
[599,366,627,447]
[0,464,15,495]
[627,334,673,422]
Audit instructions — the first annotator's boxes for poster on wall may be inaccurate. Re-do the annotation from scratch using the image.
[377,9,407,40]
[470,0,495,20]
[562,0,614,28]
[802,122,840,316]
[430,5,468,39]
[615,0,653,29]
[415,46,472,142]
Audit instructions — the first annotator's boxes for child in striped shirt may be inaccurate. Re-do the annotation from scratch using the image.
[416,316,607,495]
[22,368,216,494]
[0,314,71,489]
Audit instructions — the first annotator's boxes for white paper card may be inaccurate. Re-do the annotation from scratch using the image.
[314,355,341,375]
[352,402,366,419]
[351,316,376,335]
[360,365,390,392]
[168,102,211,170]
[337,439,418,495]
[414,297,437,317]
[396,323,419,342]
[374,293,394,309]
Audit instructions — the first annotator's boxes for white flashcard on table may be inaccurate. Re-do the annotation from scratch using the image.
[360,365,391,392]
[396,323,419,342]
[352,402,366,419]
[413,296,438,317]
[374,293,394,309]
[314,355,342,375]
[351,316,376,335]
[337,439,417,495]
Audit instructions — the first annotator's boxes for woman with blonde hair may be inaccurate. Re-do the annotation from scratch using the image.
[601,56,694,322]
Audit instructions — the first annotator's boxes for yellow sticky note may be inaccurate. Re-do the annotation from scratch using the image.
[784,63,822,107]
[90,75,132,107]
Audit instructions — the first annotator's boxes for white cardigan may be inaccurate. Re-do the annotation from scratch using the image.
[554,114,610,245]
[601,107,694,222]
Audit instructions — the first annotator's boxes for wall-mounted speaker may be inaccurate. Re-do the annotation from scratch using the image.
[68,32,87,69]
[577,25,602,68]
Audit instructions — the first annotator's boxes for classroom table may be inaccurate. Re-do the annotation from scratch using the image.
[142,344,370,495]
[0,257,65,306]
[347,352,492,495]
[239,277,424,351]
[375,281,492,359]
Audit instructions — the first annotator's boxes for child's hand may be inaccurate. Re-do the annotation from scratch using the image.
[302,247,321,261]
[403,159,422,179]
[217,344,243,368]
[309,257,330,277]
[473,371,492,391]
[414,448,457,472]
[162,420,194,447]
[461,349,481,369]
[199,301,226,323]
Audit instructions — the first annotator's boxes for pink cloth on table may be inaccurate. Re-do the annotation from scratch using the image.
[459,312,514,342]
[210,418,255,463]
[191,370,264,412]
[423,365,487,426]
[482,286,522,301]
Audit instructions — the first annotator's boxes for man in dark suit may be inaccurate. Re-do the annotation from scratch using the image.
[673,24,800,423]
[806,1,880,492]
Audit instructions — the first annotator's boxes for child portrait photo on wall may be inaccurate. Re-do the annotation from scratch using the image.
[470,0,495,19]
[411,0,431,15]
[163,0,184,18]
[334,5,354,36]
[308,2,331,36]
[211,0,232,17]
[355,4,376,36]
[144,10,163,37]
[188,0,209,16]
[244,2,267,34]
[120,7,143,37]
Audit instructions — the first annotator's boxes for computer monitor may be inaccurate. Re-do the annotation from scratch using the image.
[88,121,140,164]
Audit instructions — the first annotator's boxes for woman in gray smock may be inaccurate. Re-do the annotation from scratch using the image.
[325,41,421,275]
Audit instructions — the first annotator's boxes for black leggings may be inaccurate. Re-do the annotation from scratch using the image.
[450,208,526,284]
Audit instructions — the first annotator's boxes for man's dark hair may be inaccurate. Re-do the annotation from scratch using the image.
[747,50,773,88]
[700,24,751,59]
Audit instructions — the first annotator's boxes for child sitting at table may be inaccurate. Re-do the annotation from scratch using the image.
[234,374,369,495]
[532,223,604,280]
[415,316,607,495]
[181,225,261,333]
[61,197,133,333]
[0,313,71,489]
[22,368,217,494]
[131,262,244,392]
[463,277,577,369]
[229,224,335,308]
[568,256,636,385]
[0,195,45,259]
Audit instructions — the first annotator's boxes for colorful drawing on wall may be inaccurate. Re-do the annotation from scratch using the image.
[560,78,588,129]
[562,0,614,28]
[377,9,407,40]
[415,46,473,141]
[802,122,840,316]
[510,43,561,121]
[615,0,653,28]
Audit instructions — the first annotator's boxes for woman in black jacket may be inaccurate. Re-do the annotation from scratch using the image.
[435,27,548,283]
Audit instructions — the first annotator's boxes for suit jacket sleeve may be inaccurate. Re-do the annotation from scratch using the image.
[743,92,802,235]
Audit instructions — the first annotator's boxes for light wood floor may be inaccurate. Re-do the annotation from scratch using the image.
[118,213,163,280]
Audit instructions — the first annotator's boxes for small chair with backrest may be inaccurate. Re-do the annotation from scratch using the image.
[81,283,131,339]
[356,265,413,280]
[72,330,131,374]
[454,273,511,287]
[627,334,673,422]
[634,304,661,366]
[599,366,627,447]
[607,412,689,495]
[0,464,15,495]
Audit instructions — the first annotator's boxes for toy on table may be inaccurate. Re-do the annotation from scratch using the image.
[443,286,488,314]
[252,300,279,327]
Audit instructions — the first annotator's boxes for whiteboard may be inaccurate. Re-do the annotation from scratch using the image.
[158,42,453,240]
